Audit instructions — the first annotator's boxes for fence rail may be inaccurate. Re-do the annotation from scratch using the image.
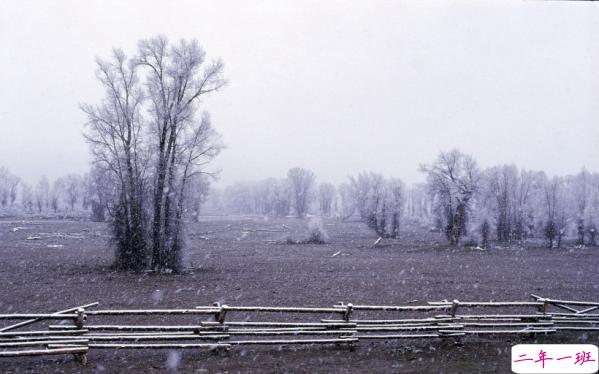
[0,294,596,366]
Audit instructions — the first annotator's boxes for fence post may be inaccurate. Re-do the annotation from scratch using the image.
[73,307,87,365]
[344,303,353,322]
[213,302,227,324]
[450,300,460,317]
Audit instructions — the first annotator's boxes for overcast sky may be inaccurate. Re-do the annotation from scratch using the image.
[1,0,598,187]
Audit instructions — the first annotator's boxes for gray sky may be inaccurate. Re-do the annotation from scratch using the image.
[1,0,598,187]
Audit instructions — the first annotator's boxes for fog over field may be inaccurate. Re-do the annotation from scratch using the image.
[1,0,598,186]
[0,1,598,373]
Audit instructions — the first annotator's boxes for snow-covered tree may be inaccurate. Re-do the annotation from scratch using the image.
[318,183,336,217]
[421,149,480,246]
[83,36,224,272]
[287,167,315,218]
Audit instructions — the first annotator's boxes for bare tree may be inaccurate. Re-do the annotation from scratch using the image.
[34,176,50,213]
[337,182,356,221]
[82,47,149,271]
[63,174,83,210]
[186,174,211,222]
[542,175,560,248]
[344,172,405,238]
[86,166,113,222]
[50,178,65,213]
[270,179,292,217]
[0,167,20,207]
[135,36,225,272]
[20,183,34,212]
[572,169,594,245]
[485,165,518,242]
[318,183,336,217]
[421,149,480,246]
[347,172,385,229]
[287,167,315,218]
[387,178,406,238]
[404,183,432,223]
[83,36,224,272]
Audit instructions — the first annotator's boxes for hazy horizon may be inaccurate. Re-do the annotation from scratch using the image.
[1,0,598,188]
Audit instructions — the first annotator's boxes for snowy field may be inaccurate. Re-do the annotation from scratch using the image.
[0,216,597,373]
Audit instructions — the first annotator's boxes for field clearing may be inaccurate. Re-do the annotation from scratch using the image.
[0,216,597,373]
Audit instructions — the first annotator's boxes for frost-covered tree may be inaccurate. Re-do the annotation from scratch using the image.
[318,183,336,217]
[347,172,385,228]
[287,167,315,218]
[0,167,20,207]
[137,37,224,272]
[269,179,292,217]
[421,149,480,245]
[485,165,519,242]
[404,183,432,223]
[85,166,113,222]
[479,165,539,243]
[20,183,34,212]
[64,174,83,210]
[540,175,571,248]
[83,36,224,272]
[386,178,406,238]
[186,174,211,222]
[50,178,65,213]
[569,169,599,246]
[345,172,405,238]
[337,182,356,220]
[82,47,147,270]
[34,176,50,213]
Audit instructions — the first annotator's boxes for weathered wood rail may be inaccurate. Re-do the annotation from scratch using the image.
[0,294,596,365]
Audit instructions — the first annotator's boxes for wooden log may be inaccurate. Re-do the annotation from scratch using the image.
[437,314,551,319]
[0,339,89,348]
[429,301,544,307]
[356,333,441,339]
[322,318,455,324]
[85,309,220,315]
[81,334,229,341]
[0,336,91,342]
[0,347,88,357]
[83,343,230,349]
[458,322,553,327]
[456,318,535,323]
[343,322,440,328]
[225,326,352,332]
[49,324,227,332]
[221,306,345,313]
[226,330,356,336]
[0,314,78,320]
[530,295,599,307]
[576,306,599,314]
[438,329,556,335]
[552,320,599,324]
[203,321,355,328]
[228,338,358,345]
[552,303,580,313]
[547,313,599,318]
[355,325,462,332]
[342,305,450,312]
[0,302,99,333]
[0,330,88,337]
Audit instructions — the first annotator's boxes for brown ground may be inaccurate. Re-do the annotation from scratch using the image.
[0,216,597,373]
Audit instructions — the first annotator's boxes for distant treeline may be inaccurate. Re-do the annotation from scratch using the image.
[208,150,599,248]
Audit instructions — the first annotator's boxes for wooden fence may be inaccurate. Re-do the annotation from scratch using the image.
[0,295,597,365]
